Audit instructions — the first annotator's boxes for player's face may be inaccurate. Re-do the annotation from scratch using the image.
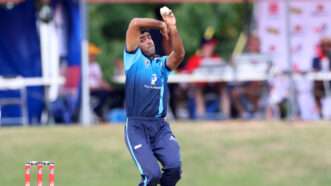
[139,32,155,57]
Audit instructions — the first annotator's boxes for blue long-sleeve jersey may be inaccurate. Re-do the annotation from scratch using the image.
[123,48,171,118]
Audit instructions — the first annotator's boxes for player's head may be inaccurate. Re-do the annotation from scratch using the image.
[139,29,156,57]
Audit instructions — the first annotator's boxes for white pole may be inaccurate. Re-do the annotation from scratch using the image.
[80,0,92,126]
[285,0,297,119]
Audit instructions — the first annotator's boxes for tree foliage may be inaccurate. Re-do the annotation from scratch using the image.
[88,3,251,81]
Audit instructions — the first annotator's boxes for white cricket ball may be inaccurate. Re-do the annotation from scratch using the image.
[160,6,171,16]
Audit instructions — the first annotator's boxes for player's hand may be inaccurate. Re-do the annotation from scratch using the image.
[160,7,176,26]
[160,22,169,40]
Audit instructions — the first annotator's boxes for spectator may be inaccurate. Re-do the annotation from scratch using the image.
[266,72,290,120]
[50,58,80,124]
[109,58,125,112]
[312,37,331,71]
[88,43,112,121]
[230,34,267,119]
[312,37,331,118]
[183,35,230,119]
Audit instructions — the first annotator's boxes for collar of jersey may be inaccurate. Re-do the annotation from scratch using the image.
[140,48,160,62]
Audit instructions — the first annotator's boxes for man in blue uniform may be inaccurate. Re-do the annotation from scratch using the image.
[123,7,185,186]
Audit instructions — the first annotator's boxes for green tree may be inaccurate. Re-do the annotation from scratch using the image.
[88,3,251,81]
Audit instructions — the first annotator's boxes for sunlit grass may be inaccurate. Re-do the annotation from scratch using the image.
[0,121,331,186]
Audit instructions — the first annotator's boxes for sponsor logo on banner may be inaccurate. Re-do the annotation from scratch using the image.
[268,1,279,16]
[266,26,280,35]
[314,23,328,34]
[292,24,304,35]
[290,7,303,15]
[312,3,327,16]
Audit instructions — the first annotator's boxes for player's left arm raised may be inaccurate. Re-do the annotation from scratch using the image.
[161,8,185,71]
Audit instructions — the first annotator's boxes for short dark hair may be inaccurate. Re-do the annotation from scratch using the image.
[140,29,151,34]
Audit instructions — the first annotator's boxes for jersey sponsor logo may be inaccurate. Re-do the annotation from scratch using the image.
[144,74,161,89]
[151,74,158,85]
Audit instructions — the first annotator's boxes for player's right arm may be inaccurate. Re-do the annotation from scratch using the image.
[126,18,168,52]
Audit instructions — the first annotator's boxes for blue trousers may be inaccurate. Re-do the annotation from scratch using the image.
[125,117,182,186]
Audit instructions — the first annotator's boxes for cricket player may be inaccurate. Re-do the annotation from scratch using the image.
[123,7,185,186]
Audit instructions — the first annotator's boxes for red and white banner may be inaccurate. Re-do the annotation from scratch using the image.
[256,0,331,72]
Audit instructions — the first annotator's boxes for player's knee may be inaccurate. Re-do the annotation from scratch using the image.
[166,167,182,181]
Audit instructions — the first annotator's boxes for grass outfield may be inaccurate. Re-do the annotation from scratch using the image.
[1,121,331,186]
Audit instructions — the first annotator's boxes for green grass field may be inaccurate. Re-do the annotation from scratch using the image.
[1,121,331,186]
